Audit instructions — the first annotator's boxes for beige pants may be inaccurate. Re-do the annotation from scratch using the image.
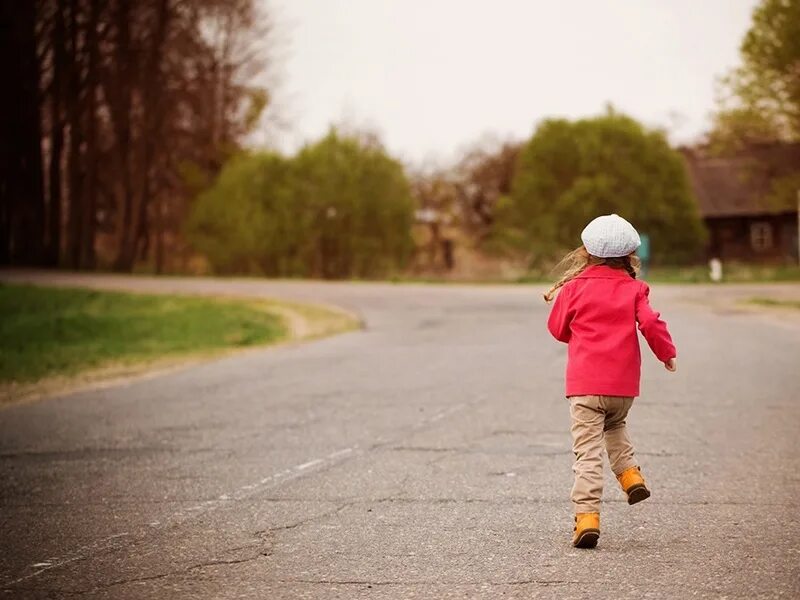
[569,395,638,513]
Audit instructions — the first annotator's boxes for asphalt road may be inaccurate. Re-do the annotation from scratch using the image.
[1,272,799,599]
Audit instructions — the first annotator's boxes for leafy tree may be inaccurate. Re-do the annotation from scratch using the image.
[188,130,415,279]
[454,140,521,240]
[186,152,294,274]
[707,106,788,152]
[500,111,706,263]
[712,0,800,145]
[292,131,414,278]
[709,0,800,211]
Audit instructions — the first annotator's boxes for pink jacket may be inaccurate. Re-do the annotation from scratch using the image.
[547,265,676,398]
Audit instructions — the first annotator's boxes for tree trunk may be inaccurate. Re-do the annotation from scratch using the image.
[155,197,165,274]
[65,0,84,269]
[155,229,165,274]
[129,0,171,272]
[46,0,66,267]
[111,0,135,271]
[136,0,170,266]
[80,0,100,269]
[0,0,46,265]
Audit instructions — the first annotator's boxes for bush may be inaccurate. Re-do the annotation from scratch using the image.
[499,110,707,264]
[187,130,414,278]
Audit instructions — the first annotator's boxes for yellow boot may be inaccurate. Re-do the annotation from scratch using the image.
[572,512,600,548]
[617,466,651,505]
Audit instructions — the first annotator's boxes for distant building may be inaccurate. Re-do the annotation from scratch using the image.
[681,144,800,263]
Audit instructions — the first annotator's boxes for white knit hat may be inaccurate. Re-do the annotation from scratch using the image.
[580,214,641,258]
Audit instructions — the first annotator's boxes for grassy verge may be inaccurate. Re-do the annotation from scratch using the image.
[645,264,800,284]
[513,263,800,285]
[746,297,800,310]
[0,283,358,403]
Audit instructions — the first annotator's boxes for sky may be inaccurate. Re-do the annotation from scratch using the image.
[262,0,759,165]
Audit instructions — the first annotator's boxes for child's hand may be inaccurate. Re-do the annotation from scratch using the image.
[664,358,677,372]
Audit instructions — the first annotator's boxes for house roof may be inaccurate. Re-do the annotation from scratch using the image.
[680,143,800,218]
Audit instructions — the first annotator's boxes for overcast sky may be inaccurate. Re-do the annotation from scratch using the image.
[263,0,758,165]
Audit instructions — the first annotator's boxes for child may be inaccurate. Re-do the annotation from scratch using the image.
[545,214,676,549]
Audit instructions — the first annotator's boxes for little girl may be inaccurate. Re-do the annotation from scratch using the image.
[545,214,676,549]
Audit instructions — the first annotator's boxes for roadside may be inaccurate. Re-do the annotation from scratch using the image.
[1,270,798,407]
[655,282,800,332]
[0,283,360,407]
[1,272,798,598]
[747,297,800,310]
[738,296,800,328]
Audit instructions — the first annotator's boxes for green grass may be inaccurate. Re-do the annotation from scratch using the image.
[0,284,287,384]
[747,297,800,310]
[514,263,800,285]
[645,264,800,284]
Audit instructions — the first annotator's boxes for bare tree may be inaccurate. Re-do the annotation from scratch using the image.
[2,0,271,270]
[1,0,46,265]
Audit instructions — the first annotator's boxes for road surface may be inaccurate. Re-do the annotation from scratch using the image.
[1,272,799,599]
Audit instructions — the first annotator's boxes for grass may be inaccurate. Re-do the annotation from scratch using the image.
[514,263,800,285]
[747,297,800,310]
[645,263,800,284]
[0,283,292,385]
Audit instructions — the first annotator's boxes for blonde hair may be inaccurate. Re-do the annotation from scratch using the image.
[543,245,640,302]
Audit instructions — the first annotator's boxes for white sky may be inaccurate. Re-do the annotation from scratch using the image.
[262,0,758,165]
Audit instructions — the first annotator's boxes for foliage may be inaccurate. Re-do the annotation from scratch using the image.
[188,130,415,278]
[711,0,800,147]
[1,0,271,272]
[454,140,522,239]
[294,132,415,278]
[187,152,294,274]
[765,171,800,210]
[0,284,286,383]
[707,0,800,221]
[500,110,707,263]
[707,106,787,152]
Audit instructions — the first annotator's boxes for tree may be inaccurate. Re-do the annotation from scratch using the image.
[708,0,800,213]
[291,131,414,278]
[188,130,415,279]
[1,0,272,270]
[0,0,46,265]
[187,152,296,274]
[501,111,706,263]
[707,106,787,153]
[712,0,800,145]
[409,169,460,271]
[454,140,521,240]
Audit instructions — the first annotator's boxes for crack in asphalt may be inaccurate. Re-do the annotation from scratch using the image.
[4,540,275,595]
[5,554,273,596]
[253,493,800,508]
[86,554,270,592]
[255,502,353,534]
[1,400,487,590]
[271,578,585,586]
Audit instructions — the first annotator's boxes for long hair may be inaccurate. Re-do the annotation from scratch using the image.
[543,245,640,302]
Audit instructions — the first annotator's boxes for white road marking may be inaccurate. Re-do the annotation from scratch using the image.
[7,402,475,588]
[327,447,355,459]
[296,458,323,471]
[8,533,130,587]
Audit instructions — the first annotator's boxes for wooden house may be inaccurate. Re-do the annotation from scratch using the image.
[681,144,799,263]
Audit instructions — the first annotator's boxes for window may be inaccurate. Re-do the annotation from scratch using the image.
[750,222,773,252]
